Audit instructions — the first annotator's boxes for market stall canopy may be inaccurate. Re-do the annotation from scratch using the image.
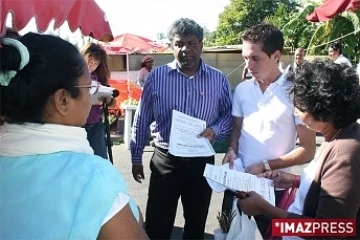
[101,33,166,54]
[307,0,360,22]
[0,0,113,41]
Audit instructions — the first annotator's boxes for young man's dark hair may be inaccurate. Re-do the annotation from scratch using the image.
[241,23,284,57]
[329,41,342,54]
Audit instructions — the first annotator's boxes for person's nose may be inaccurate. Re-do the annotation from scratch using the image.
[180,44,191,53]
[246,59,254,70]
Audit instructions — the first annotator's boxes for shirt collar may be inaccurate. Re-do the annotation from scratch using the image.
[167,59,208,75]
[253,72,288,87]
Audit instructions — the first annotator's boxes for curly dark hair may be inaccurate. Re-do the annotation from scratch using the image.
[241,23,284,57]
[289,59,360,129]
[167,18,203,42]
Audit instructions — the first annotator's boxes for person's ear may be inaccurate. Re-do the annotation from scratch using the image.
[52,89,71,116]
[200,41,203,51]
[272,50,282,62]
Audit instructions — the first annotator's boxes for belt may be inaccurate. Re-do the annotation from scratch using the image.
[155,147,169,155]
[84,121,101,127]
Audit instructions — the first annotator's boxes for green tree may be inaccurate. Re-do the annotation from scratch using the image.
[213,0,298,45]
[281,1,360,62]
[270,4,317,50]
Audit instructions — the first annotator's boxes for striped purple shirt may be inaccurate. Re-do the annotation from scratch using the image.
[130,60,233,164]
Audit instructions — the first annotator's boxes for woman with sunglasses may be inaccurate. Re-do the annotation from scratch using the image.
[80,43,116,159]
[0,33,148,239]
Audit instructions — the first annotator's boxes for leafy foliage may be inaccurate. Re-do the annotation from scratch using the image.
[209,0,297,46]
[217,210,235,233]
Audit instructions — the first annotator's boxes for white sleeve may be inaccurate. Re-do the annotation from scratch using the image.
[232,84,243,117]
[101,192,130,225]
[137,68,146,87]
[285,64,291,73]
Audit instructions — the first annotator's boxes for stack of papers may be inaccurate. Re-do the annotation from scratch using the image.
[169,110,215,157]
[203,163,275,205]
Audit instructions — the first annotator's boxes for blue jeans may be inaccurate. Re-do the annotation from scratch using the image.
[84,121,108,159]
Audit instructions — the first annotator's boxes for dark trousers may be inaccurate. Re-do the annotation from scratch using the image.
[145,148,214,240]
[222,189,285,239]
[84,121,108,159]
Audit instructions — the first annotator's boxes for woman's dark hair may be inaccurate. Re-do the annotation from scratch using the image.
[0,33,86,124]
[167,18,203,42]
[4,28,21,39]
[80,42,110,86]
[289,59,360,129]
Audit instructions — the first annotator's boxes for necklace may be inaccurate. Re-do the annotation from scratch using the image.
[315,128,342,162]
[329,128,342,141]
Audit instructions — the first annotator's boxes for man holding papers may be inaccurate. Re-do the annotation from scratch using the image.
[130,18,232,240]
[222,23,316,238]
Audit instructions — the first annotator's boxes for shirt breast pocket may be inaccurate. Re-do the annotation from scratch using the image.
[197,93,219,120]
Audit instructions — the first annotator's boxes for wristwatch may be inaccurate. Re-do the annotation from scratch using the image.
[263,160,271,172]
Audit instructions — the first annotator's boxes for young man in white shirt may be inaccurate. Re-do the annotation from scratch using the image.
[222,23,316,238]
[329,41,352,67]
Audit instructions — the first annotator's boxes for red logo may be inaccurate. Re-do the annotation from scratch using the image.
[272,219,356,237]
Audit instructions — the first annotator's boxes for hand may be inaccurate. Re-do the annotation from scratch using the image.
[132,164,145,183]
[222,148,237,169]
[245,162,265,175]
[198,128,216,143]
[237,191,269,216]
[258,170,295,189]
[99,96,113,104]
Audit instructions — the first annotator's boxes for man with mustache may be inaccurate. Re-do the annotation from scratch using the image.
[130,18,232,239]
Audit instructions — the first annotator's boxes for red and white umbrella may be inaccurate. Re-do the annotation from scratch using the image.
[1,0,113,41]
[101,33,166,54]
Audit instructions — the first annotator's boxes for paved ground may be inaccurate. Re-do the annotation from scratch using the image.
[110,135,323,239]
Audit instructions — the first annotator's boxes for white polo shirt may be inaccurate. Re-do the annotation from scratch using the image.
[334,54,352,67]
[232,73,302,169]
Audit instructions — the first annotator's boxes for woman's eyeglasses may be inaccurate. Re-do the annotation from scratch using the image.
[73,81,99,95]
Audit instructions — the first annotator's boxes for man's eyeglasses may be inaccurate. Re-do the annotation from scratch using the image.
[73,81,99,95]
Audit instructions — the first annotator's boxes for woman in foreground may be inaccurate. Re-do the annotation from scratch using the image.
[238,59,360,240]
[0,33,148,239]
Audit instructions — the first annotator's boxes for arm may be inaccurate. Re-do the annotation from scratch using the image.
[222,84,243,166]
[130,74,155,165]
[268,124,316,170]
[209,76,233,141]
[137,69,146,88]
[288,145,360,219]
[228,117,243,152]
[241,144,360,239]
[222,117,243,167]
[98,204,149,239]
